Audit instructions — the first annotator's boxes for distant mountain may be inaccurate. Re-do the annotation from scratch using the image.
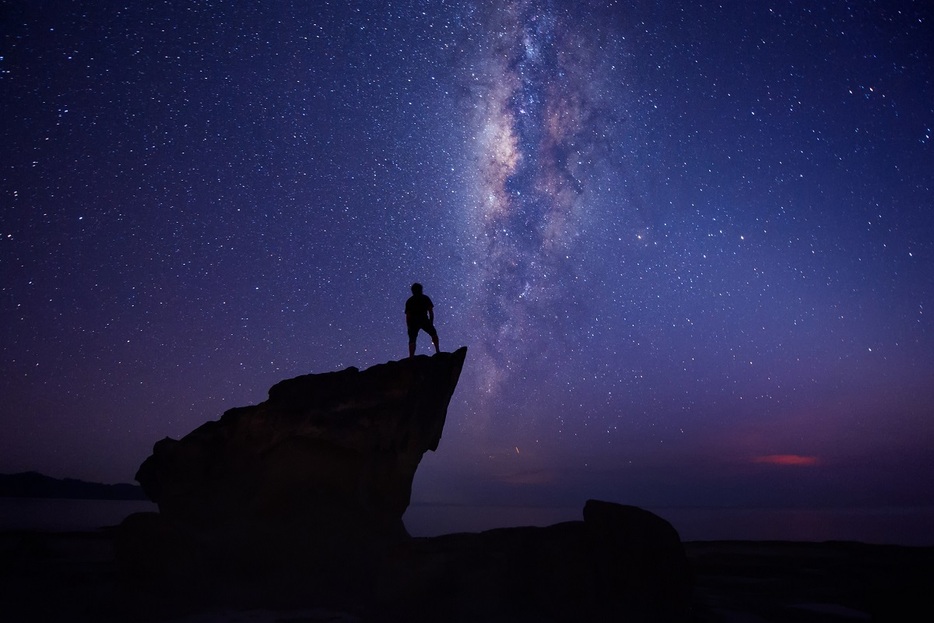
[0,472,147,500]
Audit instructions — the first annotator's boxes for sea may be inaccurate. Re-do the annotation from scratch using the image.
[1,498,932,546]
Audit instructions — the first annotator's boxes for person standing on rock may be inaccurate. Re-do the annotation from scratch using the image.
[405,282,440,358]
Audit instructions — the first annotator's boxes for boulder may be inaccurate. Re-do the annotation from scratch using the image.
[377,500,692,622]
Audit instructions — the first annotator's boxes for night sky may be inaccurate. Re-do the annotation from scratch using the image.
[3,2,933,539]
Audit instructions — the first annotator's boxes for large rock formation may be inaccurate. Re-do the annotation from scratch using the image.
[119,346,694,620]
[121,348,468,604]
[137,347,466,533]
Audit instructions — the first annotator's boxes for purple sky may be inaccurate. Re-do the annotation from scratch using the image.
[2,1,933,538]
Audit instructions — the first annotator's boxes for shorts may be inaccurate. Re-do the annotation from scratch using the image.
[407,319,438,343]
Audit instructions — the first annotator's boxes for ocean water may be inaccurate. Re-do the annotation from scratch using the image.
[2,498,932,546]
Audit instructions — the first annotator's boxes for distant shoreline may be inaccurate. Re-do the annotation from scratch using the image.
[0,471,146,501]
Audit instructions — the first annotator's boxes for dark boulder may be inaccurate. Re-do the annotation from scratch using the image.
[377,500,692,622]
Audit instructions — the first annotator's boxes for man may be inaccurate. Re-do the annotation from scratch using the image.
[405,282,439,357]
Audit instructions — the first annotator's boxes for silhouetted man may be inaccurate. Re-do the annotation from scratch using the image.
[405,282,439,357]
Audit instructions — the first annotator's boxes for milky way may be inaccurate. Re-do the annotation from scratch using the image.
[461,1,623,410]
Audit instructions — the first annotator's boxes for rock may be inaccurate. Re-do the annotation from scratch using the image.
[119,348,694,620]
[376,500,692,622]
[581,500,693,617]
[121,348,467,606]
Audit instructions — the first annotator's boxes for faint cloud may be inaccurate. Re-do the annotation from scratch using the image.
[752,454,820,466]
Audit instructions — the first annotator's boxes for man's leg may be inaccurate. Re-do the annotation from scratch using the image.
[428,325,439,353]
[407,324,418,358]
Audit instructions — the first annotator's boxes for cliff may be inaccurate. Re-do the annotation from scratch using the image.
[136,347,467,534]
[121,348,468,604]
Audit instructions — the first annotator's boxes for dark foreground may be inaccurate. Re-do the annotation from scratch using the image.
[1,529,931,622]
[688,540,933,622]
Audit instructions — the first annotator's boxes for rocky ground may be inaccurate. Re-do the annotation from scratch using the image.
[2,529,931,622]
[687,540,934,622]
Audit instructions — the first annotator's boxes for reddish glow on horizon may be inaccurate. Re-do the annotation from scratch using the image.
[752,455,820,466]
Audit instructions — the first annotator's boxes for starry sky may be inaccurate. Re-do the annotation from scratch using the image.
[3,1,933,538]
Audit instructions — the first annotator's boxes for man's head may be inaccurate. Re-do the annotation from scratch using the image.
[411,282,423,295]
